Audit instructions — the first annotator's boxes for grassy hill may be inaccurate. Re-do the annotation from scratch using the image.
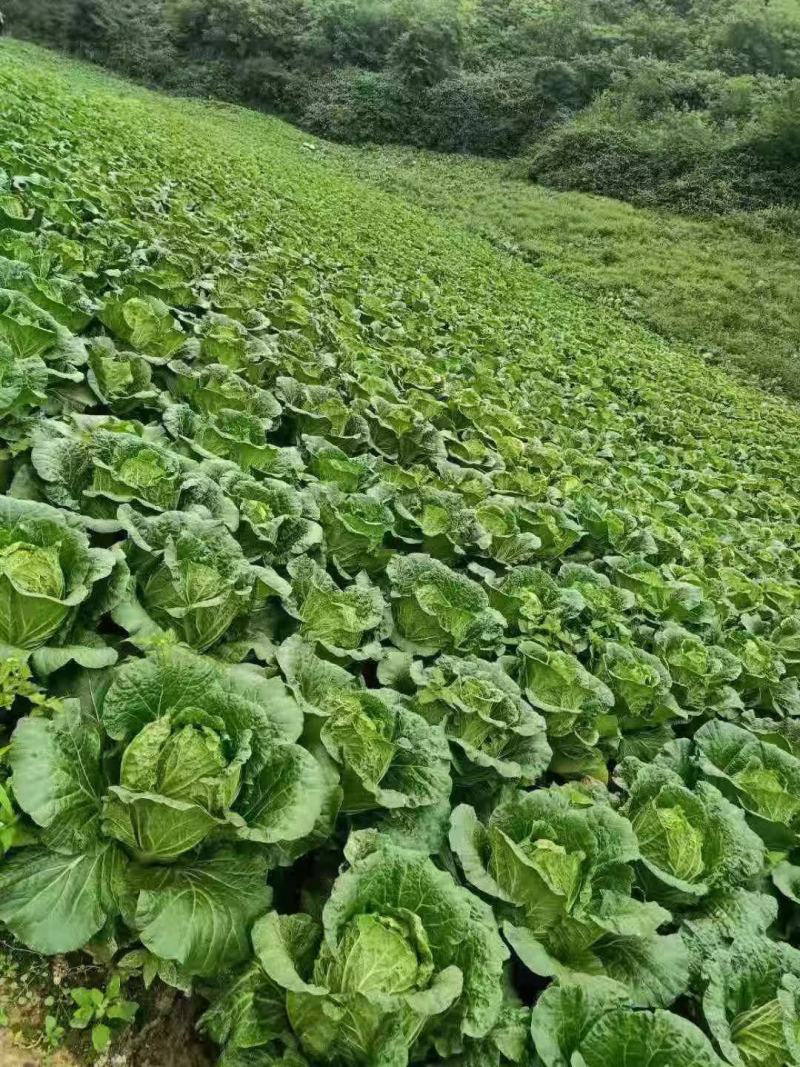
[2,38,800,1067]
[325,140,800,398]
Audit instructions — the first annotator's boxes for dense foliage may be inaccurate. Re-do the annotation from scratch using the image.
[3,38,800,1067]
[6,0,800,213]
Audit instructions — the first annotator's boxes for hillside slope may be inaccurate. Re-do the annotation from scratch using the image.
[6,0,800,215]
[2,39,800,1067]
[326,139,800,398]
[1,43,794,521]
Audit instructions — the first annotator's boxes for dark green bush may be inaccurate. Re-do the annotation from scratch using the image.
[300,67,412,143]
[716,0,800,78]
[528,112,734,211]
[420,68,547,155]
[527,58,800,215]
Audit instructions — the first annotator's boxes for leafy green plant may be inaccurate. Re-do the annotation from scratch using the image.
[702,939,800,1067]
[616,755,765,906]
[68,976,138,1053]
[387,553,506,657]
[693,720,800,847]
[43,1013,65,1049]
[0,496,126,672]
[450,786,689,1006]
[114,505,286,653]
[530,975,724,1066]
[202,832,508,1065]
[410,654,551,790]
[513,640,616,780]
[282,556,386,659]
[0,647,326,974]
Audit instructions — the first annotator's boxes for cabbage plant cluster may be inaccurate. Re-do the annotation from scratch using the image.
[2,41,800,1067]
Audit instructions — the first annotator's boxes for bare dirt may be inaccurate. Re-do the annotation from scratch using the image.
[0,1030,81,1067]
[110,992,215,1067]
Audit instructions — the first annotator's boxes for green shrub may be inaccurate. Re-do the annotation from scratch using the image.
[528,61,800,214]
[301,67,411,143]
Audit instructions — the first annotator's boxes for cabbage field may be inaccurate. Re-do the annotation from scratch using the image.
[3,38,800,1067]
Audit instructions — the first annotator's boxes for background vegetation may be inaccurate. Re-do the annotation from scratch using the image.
[5,0,800,216]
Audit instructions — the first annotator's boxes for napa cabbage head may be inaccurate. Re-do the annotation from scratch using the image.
[617,756,764,906]
[213,465,322,565]
[29,422,190,529]
[276,637,451,818]
[514,640,616,780]
[283,556,386,660]
[0,339,48,421]
[531,975,724,1067]
[116,506,279,652]
[103,707,250,862]
[410,654,551,790]
[653,625,742,717]
[0,496,121,652]
[53,645,324,863]
[703,939,800,1067]
[1,542,64,599]
[86,336,157,412]
[693,720,800,848]
[450,786,689,1006]
[386,553,506,657]
[0,647,325,975]
[315,485,393,578]
[250,833,508,1066]
[317,687,451,815]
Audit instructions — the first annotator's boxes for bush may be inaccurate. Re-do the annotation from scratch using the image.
[748,82,800,163]
[233,55,311,113]
[419,68,546,154]
[527,61,800,215]
[161,58,242,100]
[96,0,179,82]
[417,55,616,156]
[716,0,800,78]
[300,67,411,143]
[387,0,464,88]
[528,108,734,211]
[306,0,404,68]
[169,0,309,62]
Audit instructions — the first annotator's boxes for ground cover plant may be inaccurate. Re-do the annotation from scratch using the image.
[2,37,800,1067]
